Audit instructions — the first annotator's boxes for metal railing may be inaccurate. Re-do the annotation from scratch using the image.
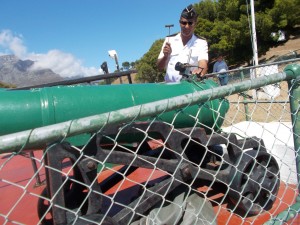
[12,69,137,90]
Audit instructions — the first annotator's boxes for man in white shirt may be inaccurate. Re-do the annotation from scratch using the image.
[157,4,208,83]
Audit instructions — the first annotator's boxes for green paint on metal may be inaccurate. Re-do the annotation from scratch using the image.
[264,198,300,225]
[1,64,300,154]
[287,67,300,195]
[0,80,228,149]
[0,80,224,137]
[286,64,300,194]
[264,64,300,225]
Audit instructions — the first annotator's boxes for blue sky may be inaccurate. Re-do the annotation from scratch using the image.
[0,1,198,77]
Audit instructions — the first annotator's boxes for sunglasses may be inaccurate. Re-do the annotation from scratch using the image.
[179,20,194,26]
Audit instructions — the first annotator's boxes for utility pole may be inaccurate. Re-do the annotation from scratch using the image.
[250,0,258,78]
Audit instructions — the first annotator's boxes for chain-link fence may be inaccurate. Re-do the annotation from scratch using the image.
[222,59,300,126]
[1,59,300,225]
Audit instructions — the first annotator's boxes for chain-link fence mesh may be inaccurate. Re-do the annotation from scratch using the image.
[1,59,300,225]
[223,59,298,126]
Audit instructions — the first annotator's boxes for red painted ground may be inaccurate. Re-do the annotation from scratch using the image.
[0,150,299,225]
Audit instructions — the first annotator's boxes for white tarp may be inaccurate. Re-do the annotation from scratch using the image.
[251,65,281,99]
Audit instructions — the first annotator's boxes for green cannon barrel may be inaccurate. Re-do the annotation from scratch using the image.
[0,80,229,137]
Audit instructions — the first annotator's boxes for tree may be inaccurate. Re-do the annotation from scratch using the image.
[136,39,165,82]
[122,61,130,70]
[130,62,136,69]
[268,0,300,29]
[0,81,15,88]
[194,0,299,67]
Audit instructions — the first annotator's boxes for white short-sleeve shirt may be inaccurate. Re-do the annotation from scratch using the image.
[158,33,208,82]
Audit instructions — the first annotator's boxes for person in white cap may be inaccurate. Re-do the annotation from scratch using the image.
[157,4,208,83]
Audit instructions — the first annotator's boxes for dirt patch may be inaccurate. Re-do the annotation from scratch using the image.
[259,33,300,62]
[223,82,291,127]
[222,33,300,126]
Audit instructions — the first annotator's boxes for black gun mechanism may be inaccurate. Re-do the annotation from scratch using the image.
[175,62,205,80]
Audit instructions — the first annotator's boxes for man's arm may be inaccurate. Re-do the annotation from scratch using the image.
[157,56,169,71]
[157,42,172,71]
[199,59,208,76]
[193,38,208,76]
[191,59,207,76]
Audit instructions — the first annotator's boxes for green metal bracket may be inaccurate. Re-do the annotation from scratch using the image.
[264,63,300,225]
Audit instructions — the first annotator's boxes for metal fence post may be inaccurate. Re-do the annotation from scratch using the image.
[264,64,300,224]
[286,64,300,192]
[240,68,250,121]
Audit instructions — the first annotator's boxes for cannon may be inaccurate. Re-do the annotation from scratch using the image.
[0,79,226,137]
[0,78,280,224]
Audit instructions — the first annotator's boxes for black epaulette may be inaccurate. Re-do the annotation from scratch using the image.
[166,32,179,37]
[195,34,206,40]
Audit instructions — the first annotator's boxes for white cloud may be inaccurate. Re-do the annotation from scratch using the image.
[0,29,101,77]
[0,29,27,58]
[28,50,100,78]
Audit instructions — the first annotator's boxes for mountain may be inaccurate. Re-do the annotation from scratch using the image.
[0,55,64,87]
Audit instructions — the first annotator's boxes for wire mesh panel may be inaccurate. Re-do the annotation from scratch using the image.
[0,61,300,225]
